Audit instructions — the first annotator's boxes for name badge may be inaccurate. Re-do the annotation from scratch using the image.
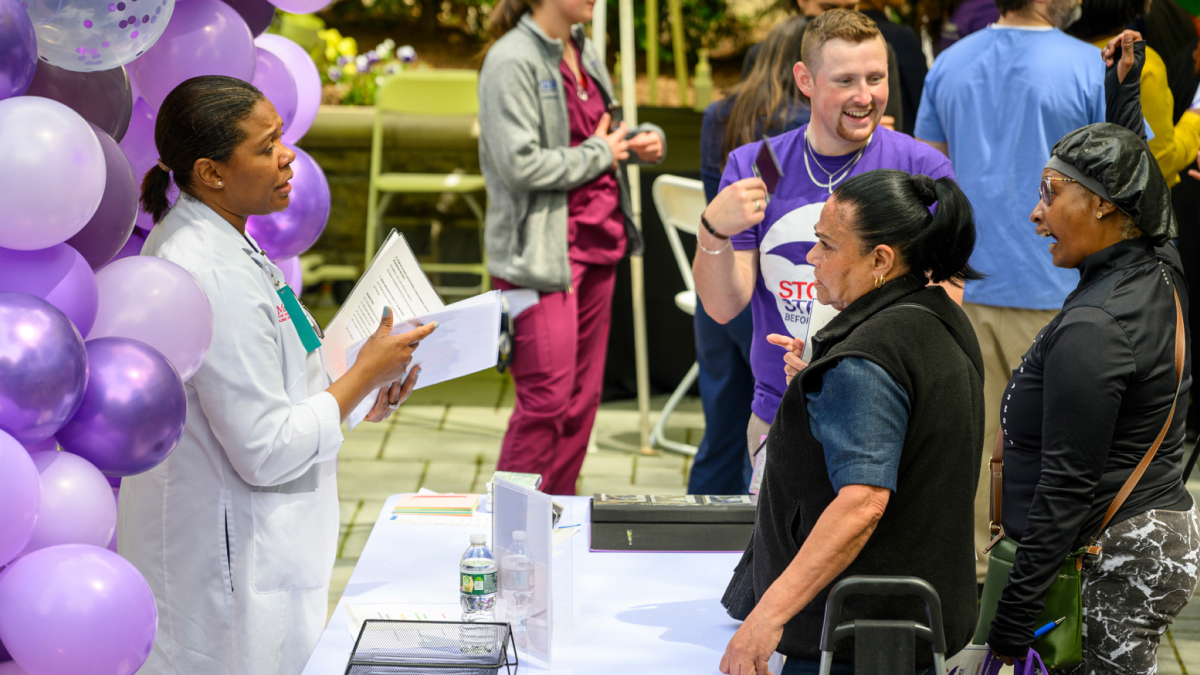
[276,286,322,353]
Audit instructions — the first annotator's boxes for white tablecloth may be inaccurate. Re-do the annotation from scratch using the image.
[301,495,747,674]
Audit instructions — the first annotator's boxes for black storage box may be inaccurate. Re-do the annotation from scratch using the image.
[589,494,755,552]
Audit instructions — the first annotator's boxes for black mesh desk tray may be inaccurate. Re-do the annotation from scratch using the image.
[345,620,518,675]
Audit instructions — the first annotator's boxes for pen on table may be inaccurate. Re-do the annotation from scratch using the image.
[1033,617,1065,639]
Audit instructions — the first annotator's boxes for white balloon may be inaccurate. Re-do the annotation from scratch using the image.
[24,0,177,72]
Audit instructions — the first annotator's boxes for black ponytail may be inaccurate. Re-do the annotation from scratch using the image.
[833,169,983,284]
[139,75,264,224]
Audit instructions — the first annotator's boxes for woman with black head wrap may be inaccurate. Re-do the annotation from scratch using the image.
[986,123,1200,671]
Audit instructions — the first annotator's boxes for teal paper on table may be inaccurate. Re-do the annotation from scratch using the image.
[277,286,322,353]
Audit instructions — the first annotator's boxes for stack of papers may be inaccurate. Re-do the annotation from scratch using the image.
[393,494,480,516]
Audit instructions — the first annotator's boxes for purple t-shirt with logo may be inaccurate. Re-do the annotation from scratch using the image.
[725,125,954,424]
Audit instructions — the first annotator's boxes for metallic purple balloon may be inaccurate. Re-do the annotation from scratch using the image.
[225,0,276,36]
[55,338,186,477]
[126,0,256,110]
[0,245,99,338]
[246,146,330,259]
[0,0,36,102]
[89,256,213,381]
[65,124,138,269]
[21,437,57,454]
[252,46,297,132]
[0,430,40,567]
[0,293,88,445]
[0,544,158,675]
[25,63,133,142]
[18,451,116,557]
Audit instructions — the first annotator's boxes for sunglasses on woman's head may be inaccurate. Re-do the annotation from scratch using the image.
[1039,176,1077,206]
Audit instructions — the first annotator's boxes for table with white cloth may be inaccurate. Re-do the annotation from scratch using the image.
[301,495,749,675]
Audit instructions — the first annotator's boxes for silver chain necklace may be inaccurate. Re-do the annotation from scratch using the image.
[802,129,870,194]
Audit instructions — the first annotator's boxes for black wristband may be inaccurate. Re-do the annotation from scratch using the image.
[700,214,728,240]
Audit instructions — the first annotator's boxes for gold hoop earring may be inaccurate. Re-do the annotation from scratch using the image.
[875,274,885,289]
[1096,211,1103,219]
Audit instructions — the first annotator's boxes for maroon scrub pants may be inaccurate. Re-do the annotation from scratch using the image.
[494,260,616,495]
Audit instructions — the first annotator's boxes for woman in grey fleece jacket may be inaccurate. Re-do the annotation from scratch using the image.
[478,0,666,495]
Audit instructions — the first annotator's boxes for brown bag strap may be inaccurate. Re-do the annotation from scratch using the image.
[1088,287,1185,549]
[987,287,1184,555]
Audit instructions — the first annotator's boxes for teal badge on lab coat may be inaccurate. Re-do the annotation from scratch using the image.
[277,286,322,353]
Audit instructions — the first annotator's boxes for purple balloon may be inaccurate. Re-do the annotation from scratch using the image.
[0,660,25,674]
[65,124,139,269]
[0,293,88,445]
[255,33,320,144]
[106,475,121,488]
[104,228,147,266]
[246,147,330,259]
[0,97,106,250]
[0,544,158,675]
[18,452,116,557]
[0,245,99,337]
[275,255,302,296]
[266,0,330,15]
[107,487,120,552]
[0,430,40,567]
[56,338,187,477]
[0,0,36,101]
[126,0,256,110]
[118,98,173,233]
[25,63,133,142]
[89,256,214,381]
[252,46,297,132]
[225,0,276,36]
[22,437,57,454]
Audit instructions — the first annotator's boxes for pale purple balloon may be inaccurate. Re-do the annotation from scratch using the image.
[225,0,276,36]
[0,245,99,338]
[118,98,158,231]
[66,124,139,269]
[246,147,329,259]
[0,430,40,567]
[275,255,302,296]
[0,544,158,675]
[89,256,213,381]
[18,451,116,557]
[0,293,89,445]
[21,437,57,454]
[252,46,297,132]
[0,659,26,674]
[255,33,320,144]
[104,228,147,266]
[0,97,106,250]
[266,0,330,15]
[0,0,36,101]
[56,338,187,477]
[126,0,256,110]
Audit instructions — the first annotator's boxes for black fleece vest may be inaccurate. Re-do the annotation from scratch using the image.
[752,274,985,666]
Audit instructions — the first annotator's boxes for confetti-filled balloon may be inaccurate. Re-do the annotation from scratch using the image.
[24,0,177,72]
[0,0,36,101]
[126,0,254,110]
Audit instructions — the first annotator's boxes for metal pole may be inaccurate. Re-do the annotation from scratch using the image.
[619,0,654,455]
[591,0,606,66]
[667,0,687,106]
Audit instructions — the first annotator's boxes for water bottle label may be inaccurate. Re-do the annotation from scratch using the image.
[462,571,497,595]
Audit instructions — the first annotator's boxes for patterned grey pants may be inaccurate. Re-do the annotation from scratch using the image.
[1063,505,1200,675]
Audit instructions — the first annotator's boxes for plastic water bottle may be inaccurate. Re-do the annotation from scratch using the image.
[460,533,497,622]
[501,530,535,609]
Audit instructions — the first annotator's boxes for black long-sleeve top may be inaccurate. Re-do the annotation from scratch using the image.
[988,238,1193,657]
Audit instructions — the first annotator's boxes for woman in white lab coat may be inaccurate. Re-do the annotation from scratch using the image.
[119,75,436,675]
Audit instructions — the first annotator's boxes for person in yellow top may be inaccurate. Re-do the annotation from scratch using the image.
[1070,0,1200,187]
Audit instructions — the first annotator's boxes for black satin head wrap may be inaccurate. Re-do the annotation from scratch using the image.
[1048,123,1177,246]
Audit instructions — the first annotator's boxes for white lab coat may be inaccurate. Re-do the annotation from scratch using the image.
[119,195,344,675]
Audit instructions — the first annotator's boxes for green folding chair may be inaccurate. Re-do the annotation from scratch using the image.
[366,69,490,296]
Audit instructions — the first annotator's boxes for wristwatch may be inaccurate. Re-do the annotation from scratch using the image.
[700,214,728,240]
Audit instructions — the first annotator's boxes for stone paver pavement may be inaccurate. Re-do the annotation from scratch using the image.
[330,369,1200,671]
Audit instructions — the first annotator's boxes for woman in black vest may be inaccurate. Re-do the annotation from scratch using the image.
[720,169,985,675]
[986,124,1199,672]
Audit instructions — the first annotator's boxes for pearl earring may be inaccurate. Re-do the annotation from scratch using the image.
[218,181,223,187]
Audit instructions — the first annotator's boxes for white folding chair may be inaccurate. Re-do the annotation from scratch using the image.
[649,175,707,457]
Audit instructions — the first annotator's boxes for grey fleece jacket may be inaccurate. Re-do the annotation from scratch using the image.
[478,14,666,291]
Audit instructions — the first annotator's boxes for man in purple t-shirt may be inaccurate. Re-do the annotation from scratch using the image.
[694,9,954,455]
